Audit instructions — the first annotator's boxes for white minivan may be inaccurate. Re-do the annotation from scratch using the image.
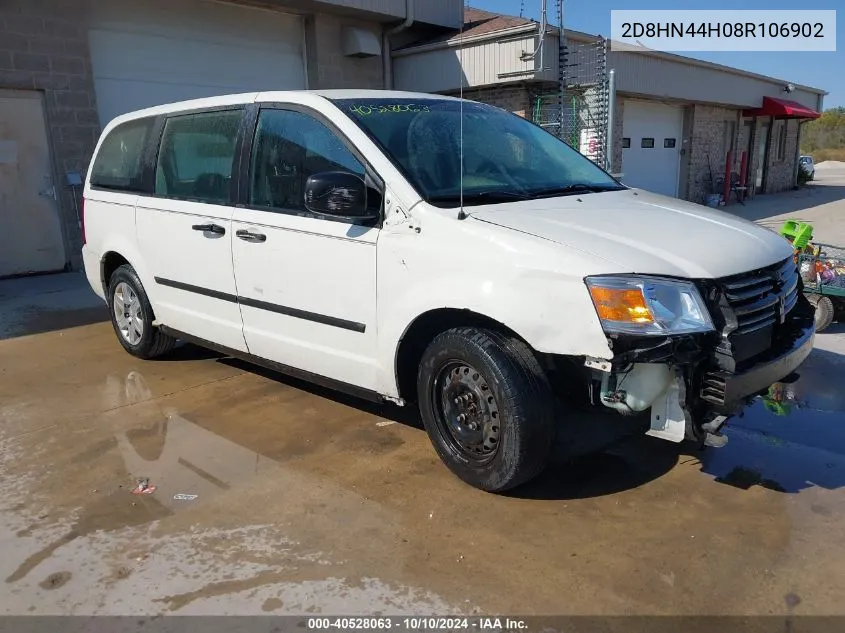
[82,90,814,492]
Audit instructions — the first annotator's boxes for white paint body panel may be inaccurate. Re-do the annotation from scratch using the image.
[232,210,380,391]
[621,100,684,197]
[135,196,247,353]
[467,189,793,279]
[82,90,794,401]
[648,371,688,443]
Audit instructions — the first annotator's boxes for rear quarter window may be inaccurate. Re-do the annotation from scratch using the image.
[89,118,153,192]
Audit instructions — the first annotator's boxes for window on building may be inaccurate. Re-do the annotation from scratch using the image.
[155,109,243,204]
[775,120,788,161]
[622,138,630,148]
[90,118,153,192]
[641,138,654,148]
[664,138,676,148]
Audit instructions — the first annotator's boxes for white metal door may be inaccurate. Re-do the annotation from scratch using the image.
[136,108,247,352]
[0,90,66,277]
[232,107,380,390]
[621,101,684,198]
[87,0,306,125]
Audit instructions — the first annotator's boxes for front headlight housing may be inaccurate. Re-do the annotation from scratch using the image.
[585,276,714,336]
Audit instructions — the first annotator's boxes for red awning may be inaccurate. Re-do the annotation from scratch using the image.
[743,96,821,120]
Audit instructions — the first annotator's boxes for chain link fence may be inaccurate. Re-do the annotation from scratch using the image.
[533,34,611,169]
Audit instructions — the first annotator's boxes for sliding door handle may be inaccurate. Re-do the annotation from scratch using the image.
[236,230,267,243]
[192,223,226,235]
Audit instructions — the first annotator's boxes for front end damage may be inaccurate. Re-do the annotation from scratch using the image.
[549,257,816,448]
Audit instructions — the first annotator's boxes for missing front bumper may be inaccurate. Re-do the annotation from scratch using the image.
[699,322,814,411]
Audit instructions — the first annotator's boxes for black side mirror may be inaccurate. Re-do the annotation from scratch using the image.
[304,171,377,221]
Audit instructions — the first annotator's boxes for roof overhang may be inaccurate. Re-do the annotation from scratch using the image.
[394,23,538,56]
[743,96,821,120]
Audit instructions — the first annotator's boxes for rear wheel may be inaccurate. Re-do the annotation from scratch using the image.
[108,265,176,359]
[807,293,835,332]
[417,327,555,492]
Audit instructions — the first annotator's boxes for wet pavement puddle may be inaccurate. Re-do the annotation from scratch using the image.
[700,344,845,494]
[2,327,845,614]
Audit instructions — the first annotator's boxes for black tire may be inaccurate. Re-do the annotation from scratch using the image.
[807,293,835,332]
[417,327,555,492]
[107,264,177,359]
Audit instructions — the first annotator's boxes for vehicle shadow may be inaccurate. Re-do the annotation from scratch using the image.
[217,354,678,500]
[819,322,845,335]
[510,434,681,500]
[215,356,424,429]
[210,344,845,501]
[159,341,227,362]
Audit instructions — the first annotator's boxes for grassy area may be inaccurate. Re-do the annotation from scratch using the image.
[804,148,845,162]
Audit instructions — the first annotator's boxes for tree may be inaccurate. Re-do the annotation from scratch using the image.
[801,108,845,160]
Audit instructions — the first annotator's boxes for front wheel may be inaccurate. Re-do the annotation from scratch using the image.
[417,327,555,492]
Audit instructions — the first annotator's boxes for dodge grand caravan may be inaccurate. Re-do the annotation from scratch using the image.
[82,90,815,492]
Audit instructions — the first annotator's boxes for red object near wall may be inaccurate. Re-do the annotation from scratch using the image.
[723,150,733,205]
[739,151,748,202]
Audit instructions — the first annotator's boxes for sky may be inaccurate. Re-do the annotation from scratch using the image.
[472,0,843,108]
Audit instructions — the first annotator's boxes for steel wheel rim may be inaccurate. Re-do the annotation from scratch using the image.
[431,360,501,464]
[113,282,144,346]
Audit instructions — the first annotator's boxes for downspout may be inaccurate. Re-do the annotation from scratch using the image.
[383,0,415,90]
[605,68,616,173]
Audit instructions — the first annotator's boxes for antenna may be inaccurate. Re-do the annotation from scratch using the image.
[457,1,467,220]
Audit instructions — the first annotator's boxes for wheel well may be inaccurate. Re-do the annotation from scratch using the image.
[100,252,130,294]
[394,308,525,403]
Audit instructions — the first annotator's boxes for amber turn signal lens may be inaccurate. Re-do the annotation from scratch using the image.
[588,287,654,323]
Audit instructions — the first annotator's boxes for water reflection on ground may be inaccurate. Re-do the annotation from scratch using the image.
[700,344,845,494]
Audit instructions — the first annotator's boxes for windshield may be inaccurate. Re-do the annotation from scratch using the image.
[333,98,624,207]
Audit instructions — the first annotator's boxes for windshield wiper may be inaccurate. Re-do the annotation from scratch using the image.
[428,190,531,205]
[527,183,624,198]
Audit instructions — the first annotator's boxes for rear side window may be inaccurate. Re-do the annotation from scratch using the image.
[154,110,242,205]
[89,118,152,191]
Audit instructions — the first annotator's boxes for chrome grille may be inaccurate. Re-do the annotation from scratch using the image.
[721,258,799,336]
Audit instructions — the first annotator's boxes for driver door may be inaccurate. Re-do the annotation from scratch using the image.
[231,105,381,391]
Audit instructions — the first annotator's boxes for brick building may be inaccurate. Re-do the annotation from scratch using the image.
[395,7,826,204]
[0,0,461,277]
[0,1,827,277]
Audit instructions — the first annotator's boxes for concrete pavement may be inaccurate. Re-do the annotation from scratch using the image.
[2,169,845,617]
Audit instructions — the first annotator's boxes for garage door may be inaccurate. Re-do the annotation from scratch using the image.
[88,0,306,126]
[621,101,684,198]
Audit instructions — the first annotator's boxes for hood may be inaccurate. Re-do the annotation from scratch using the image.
[468,188,794,279]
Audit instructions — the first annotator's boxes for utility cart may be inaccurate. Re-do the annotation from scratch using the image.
[780,220,845,333]
[796,242,845,332]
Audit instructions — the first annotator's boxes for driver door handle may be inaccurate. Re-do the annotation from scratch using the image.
[192,223,226,235]
[236,230,267,243]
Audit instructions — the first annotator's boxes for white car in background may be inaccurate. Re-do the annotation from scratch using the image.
[800,155,816,180]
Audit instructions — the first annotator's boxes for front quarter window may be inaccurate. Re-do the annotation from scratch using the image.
[334,98,623,207]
